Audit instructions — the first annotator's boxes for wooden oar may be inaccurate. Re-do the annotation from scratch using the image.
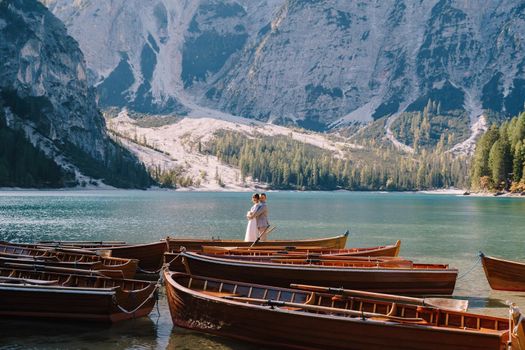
[5,262,104,276]
[38,240,126,245]
[250,226,276,247]
[224,296,425,323]
[290,284,468,312]
[269,258,413,268]
[0,256,98,268]
[42,247,98,255]
[0,251,58,261]
[0,276,59,286]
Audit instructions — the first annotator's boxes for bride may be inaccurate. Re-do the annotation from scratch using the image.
[244,193,260,242]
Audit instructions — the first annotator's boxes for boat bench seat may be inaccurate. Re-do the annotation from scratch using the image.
[198,290,240,298]
[478,327,500,333]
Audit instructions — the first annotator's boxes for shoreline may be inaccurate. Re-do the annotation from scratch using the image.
[421,188,525,198]
[1,186,525,198]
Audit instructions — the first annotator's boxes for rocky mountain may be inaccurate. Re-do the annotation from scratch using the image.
[0,0,150,188]
[41,0,525,133]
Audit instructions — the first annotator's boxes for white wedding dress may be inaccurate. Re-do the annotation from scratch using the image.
[244,204,259,242]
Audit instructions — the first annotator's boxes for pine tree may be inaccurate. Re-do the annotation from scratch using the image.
[513,140,525,182]
[488,139,511,190]
[471,125,500,189]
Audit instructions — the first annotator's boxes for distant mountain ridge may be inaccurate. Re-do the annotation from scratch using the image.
[0,0,151,188]
[42,0,525,131]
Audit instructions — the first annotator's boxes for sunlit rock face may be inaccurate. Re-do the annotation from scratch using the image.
[43,0,525,130]
[1,0,107,161]
[1,0,148,188]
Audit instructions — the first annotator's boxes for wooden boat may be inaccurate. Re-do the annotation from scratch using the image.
[0,258,132,279]
[1,261,112,277]
[164,271,525,350]
[0,267,158,322]
[188,254,415,268]
[202,240,401,258]
[21,240,169,273]
[0,241,104,255]
[0,243,138,279]
[92,241,168,273]
[167,231,349,252]
[168,251,458,295]
[480,252,525,291]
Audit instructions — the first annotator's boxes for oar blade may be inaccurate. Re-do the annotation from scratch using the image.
[424,298,468,312]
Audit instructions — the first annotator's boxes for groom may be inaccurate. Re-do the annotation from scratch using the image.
[253,193,270,241]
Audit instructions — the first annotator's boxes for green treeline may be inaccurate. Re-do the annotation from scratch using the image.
[204,131,469,191]
[63,140,152,189]
[0,111,72,187]
[391,99,469,151]
[471,112,525,192]
[148,164,195,188]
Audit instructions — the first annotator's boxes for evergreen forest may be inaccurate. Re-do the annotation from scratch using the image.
[202,130,469,191]
[0,109,73,188]
[470,112,525,192]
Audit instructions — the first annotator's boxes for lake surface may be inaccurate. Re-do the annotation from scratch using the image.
[1,190,525,349]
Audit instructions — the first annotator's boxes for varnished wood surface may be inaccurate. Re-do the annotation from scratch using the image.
[0,267,158,322]
[481,254,525,291]
[0,243,138,278]
[169,251,458,295]
[94,241,168,272]
[167,232,349,252]
[202,240,401,258]
[164,271,521,350]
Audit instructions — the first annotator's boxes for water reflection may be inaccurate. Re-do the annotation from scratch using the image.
[167,328,266,350]
[0,315,159,350]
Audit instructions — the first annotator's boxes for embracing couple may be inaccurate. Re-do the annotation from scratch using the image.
[244,193,270,242]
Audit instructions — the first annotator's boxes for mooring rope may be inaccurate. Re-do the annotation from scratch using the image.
[164,252,182,267]
[137,266,162,274]
[115,280,161,316]
[136,251,183,275]
[457,255,482,280]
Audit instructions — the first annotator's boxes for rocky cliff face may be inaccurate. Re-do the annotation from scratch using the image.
[0,0,150,188]
[42,0,525,131]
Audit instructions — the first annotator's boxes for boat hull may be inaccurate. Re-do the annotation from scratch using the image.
[164,271,508,350]
[202,240,401,258]
[0,244,138,279]
[174,252,457,295]
[481,254,525,291]
[167,233,349,252]
[0,268,158,322]
[330,240,400,257]
[97,241,168,273]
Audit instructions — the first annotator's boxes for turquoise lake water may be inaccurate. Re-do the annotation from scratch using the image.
[0,190,524,349]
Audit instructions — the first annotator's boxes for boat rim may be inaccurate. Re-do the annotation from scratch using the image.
[164,270,505,337]
[180,251,458,273]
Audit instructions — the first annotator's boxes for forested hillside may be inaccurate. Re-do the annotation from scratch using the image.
[390,100,470,151]
[471,112,525,192]
[202,130,469,191]
[0,108,73,188]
